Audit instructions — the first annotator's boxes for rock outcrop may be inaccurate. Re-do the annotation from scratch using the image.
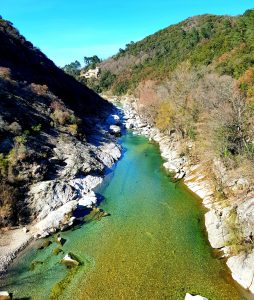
[0,109,123,272]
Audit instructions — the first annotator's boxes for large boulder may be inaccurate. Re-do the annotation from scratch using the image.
[34,200,78,238]
[98,142,121,168]
[227,250,254,293]
[0,291,12,300]
[110,125,121,135]
[61,253,80,267]
[78,191,97,208]
[205,208,231,249]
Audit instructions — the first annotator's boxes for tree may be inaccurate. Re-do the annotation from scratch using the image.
[62,60,81,79]
[84,55,101,68]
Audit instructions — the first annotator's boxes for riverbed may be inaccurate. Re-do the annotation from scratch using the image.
[0,133,249,299]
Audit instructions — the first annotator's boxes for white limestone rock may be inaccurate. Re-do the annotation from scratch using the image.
[185,293,208,300]
[227,250,254,292]
[98,142,121,168]
[205,208,231,249]
[0,291,12,300]
[78,191,97,208]
[61,253,79,267]
[34,200,78,238]
[110,125,121,135]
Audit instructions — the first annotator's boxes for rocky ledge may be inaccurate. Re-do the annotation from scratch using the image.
[115,96,254,295]
[0,109,123,274]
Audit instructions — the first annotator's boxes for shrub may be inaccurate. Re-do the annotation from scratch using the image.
[30,83,49,96]
[68,124,78,136]
[51,109,70,125]
[31,123,42,133]
[0,67,11,80]
[8,122,22,134]
[113,80,130,95]
[155,102,174,132]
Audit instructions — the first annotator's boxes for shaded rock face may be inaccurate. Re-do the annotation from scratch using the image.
[0,17,115,229]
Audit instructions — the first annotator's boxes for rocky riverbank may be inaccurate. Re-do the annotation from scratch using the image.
[108,95,254,295]
[0,108,123,275]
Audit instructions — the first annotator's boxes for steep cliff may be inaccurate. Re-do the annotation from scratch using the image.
[0,17,117,229]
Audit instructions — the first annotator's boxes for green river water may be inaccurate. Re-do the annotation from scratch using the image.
[0,133,251,299]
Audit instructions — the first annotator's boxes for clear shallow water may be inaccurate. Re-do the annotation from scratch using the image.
[0,133,249,299]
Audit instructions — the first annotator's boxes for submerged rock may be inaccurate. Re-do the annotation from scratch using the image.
[37,240,52,250]
[52,247,62,256]
[185,293,208,300]
[30,260,44,271]
[56,234,65,246]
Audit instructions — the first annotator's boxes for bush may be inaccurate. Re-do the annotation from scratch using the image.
[68,124,78,136]
[113,80,130,95]
[155,102,174,132]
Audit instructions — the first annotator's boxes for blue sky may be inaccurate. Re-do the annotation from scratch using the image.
[1,1,253,67]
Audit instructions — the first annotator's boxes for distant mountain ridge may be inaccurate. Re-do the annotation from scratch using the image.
[87,9,254,95]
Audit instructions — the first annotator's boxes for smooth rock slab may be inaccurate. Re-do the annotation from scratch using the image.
[205,209,231,249]
[78,191,97,208]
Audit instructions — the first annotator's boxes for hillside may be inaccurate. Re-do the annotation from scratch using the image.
[0,17,116,228]
[82,9,254,97]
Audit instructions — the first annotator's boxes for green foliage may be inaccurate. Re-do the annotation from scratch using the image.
[31,123,42,133]
[84,55,101,69]
[99,70,116,90]
[187,127,197,141]
[52,247,62,256]
[98,11,254,94]
[15,133,28,144]
[112,80,130,95]
[84,70,116,93]
[155,102,173,132]
[62,61,81,80]
[0,154,8,175]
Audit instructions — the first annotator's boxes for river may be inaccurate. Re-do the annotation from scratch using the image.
[0,133,250,299]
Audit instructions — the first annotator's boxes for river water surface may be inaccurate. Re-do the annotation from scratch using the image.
[0,133,250,299]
